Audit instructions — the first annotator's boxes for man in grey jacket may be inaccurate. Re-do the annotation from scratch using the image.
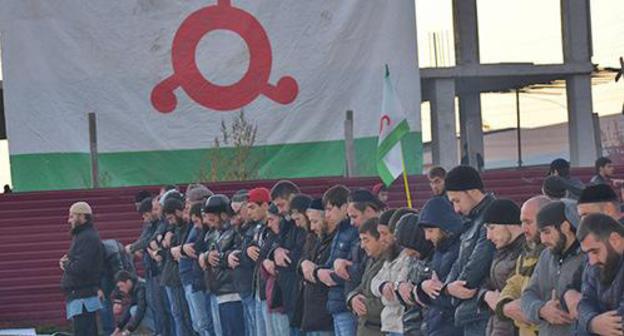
[521,200,585,336]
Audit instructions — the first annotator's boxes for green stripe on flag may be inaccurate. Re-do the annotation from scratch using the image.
[377,119,410,159]
[10,132,423,191]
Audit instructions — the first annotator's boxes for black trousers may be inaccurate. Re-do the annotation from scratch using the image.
[72,311,98,336]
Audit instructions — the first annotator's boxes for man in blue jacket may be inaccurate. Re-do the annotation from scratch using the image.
[442,165,497,335]
[313,185,359,336]
[416,196,464,336]
[577,213,624,336]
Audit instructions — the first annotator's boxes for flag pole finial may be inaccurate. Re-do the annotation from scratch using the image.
[385,64,390,77]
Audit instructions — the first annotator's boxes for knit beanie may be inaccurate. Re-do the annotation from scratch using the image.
[290,194,313,214]
[308,198,324,211]
[203,194,231,214]
[379,209,398,226]
[578,184,618,204]
[483,199,521,225]
[395,213,433,258]
[70,201,93,215]
[445,165,483,191]
[537,200,580,229]
[249,188,271,204]
[349,189,385,210]
[186,186,213,204]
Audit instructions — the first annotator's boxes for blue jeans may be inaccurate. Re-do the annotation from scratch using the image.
[184,285,214,336]
[306,332,334,336]
[241,295,256,336]
[388,333,403,336]
[219,300,245,336]
[146,275,172,336]
[255,296,272,336]
[207,294,223,336]
[165,286,194,336]
[332,312,356,336]
[99,295,115,335]
[270,312,290,336]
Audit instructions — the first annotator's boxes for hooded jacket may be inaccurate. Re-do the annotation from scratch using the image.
[272,217,307,319]
[416,196,465,335]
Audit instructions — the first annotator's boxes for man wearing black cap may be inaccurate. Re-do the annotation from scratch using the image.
[577,184,624,223]
[297,198,336,334]
[521,201,585,336]
[161,197,195,336]
[442,165,496,335]
[199,195,244,336]
[496,195,551,336]
[477,199,525,335]
[577,213,624,336]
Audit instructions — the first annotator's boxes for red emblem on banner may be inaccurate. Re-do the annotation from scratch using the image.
[151,0,299,113]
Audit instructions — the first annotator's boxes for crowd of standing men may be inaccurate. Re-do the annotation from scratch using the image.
[59,156,624,336]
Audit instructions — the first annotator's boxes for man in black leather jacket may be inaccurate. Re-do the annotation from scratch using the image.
[200,194,245,336]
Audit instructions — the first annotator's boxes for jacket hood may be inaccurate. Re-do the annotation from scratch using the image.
[418,196,464,235]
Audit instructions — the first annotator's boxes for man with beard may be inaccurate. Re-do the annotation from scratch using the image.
[161,197,195,336]
[577,214,624,335]
[60,202,104,336]
[521,200,585,336]
[577,213,624,336]
[496,195,551,336]
[477,199,526,335]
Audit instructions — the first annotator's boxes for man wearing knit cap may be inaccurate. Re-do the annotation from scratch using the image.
[241,187,273,336]
[60,201,104,336]
[577,183,624,223]
[521,201,585,336]
[476,199,525,335]
[496,195,551,336]
[442,165,496,335]
[297,198,336,334]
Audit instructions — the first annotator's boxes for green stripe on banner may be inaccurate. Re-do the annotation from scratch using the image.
[11,132,422,192]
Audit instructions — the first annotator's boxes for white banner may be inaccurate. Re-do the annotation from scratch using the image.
[0,0,420,156]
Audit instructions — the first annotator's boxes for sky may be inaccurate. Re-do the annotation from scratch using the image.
[1,0,623,188]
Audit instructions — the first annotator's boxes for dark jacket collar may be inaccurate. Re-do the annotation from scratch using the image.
[71,221,94,236]
[468,193,495,219]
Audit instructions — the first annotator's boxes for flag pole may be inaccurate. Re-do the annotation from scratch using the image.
[401,153,413,208]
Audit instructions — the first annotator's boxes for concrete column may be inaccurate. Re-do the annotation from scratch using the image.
[566,75,597,166]
[452,0,480,65]
[430,79,458,169]
[459,93,484,170]
[561,0,597,166]
[453,0,484,169]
